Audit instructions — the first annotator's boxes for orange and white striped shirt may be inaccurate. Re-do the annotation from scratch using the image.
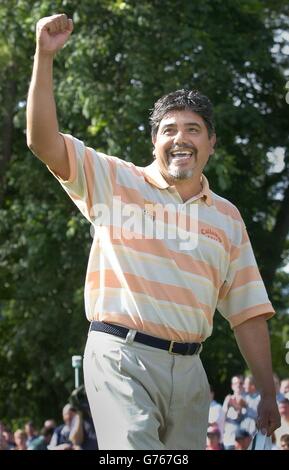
[49,133,275,342]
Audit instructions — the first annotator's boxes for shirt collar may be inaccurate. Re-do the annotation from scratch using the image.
[143,160,213,206]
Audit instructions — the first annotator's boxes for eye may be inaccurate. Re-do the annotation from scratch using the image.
[188,127,198,133]
[163,128,174,135]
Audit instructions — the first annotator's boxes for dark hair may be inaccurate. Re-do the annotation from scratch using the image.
[281,434,289,445]
[149,89,215,138]
[235,429,251,441]
[41,427,54,437]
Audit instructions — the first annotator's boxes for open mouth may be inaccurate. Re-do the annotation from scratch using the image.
[169,149,195,163]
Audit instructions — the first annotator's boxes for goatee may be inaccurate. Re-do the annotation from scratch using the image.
[168,167,194,180]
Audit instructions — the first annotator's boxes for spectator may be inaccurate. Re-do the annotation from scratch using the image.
[24,421,38,447]
[234,429,252,450]
[273,373,285,403]
[81,418,98,450]
[43,419,57,431]
[13,429,27,450]
[222,375,247,449]
[69,385,98,449]
[0,422,9,450]
[208,386,225,440]
[274,398,289,447]
[280,434,289,450]
[206,425,224,450]
[1,426,15,450]
[0,435,8,450]
[0,421,15,450]
[241,376,260,434]
[28,427,54,450]
[280,379,289,400]
[243,376,260,413]
[48,404,84,450]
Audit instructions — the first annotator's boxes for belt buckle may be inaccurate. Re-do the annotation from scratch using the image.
[168,341,179,355]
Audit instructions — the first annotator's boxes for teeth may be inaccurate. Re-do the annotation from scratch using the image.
[171,151,192,157]
[172,154,192,158]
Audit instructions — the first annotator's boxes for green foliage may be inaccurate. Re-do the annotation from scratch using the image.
[0,0,288,423]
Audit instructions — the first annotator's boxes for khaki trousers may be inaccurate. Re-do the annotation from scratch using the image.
[83,330,210,450]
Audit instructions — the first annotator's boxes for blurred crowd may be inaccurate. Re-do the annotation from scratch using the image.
[1,373,288,451]
[207,373,289,450]
[0,403,98,450]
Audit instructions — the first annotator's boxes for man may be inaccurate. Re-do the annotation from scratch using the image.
[274,398,289,447]
[222,375,247,449]
[242,375,260,435]
[48,404,83,450]
[206,425,224,450]
[13,429,28,451]
[280,379,289,400]
[273,372,285,403]
[26,13,280,450]
[234,429,252,450]
[208,386,225,440]
[24,421,39,448]
[27,427,54,450]
[280,434,289,450]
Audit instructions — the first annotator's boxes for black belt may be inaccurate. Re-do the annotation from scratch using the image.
[89,321,202,356]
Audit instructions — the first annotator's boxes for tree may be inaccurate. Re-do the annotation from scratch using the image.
[0,0,288,423]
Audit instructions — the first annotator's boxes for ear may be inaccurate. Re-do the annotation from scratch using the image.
[209,133,216,156]
[151,129,157,146]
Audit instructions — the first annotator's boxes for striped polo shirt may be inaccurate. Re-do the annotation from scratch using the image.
[49,133,275,343]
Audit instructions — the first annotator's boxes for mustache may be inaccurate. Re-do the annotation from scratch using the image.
[168,144,198,154]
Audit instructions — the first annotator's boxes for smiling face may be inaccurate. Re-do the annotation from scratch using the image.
[244,377,256,394]
[231,376,244,394]
[152,109,216,184]
[280,380,289,396]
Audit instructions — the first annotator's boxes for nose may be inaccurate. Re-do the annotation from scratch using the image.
[173,130,186,146]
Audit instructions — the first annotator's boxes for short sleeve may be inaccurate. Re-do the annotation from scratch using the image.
[47,133,114,223]
[217,221,275,328]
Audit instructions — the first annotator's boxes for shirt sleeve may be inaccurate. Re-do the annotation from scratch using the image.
[217,220,275,328]
[47,133,115,223]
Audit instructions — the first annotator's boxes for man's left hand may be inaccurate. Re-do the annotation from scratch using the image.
[256,396,281,436]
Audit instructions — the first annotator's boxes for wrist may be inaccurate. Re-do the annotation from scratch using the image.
[34,47,56,60]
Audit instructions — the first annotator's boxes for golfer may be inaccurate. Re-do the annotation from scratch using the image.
[26,14,280,449]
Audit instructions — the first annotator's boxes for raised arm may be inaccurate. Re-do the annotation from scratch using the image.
[26,14,73,180]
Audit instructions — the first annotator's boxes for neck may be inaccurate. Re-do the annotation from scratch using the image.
[172,175,203,202]
[207,443,220,450]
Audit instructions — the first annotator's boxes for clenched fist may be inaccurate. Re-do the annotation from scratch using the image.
[36,14,73,56]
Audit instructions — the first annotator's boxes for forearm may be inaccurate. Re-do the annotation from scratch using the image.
[26,50,59,160]
[234,316,275,398]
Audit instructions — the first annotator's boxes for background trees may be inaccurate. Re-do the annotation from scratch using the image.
[0,0,288,425]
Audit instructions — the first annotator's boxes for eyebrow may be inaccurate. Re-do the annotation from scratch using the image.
[161,122,202,129]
